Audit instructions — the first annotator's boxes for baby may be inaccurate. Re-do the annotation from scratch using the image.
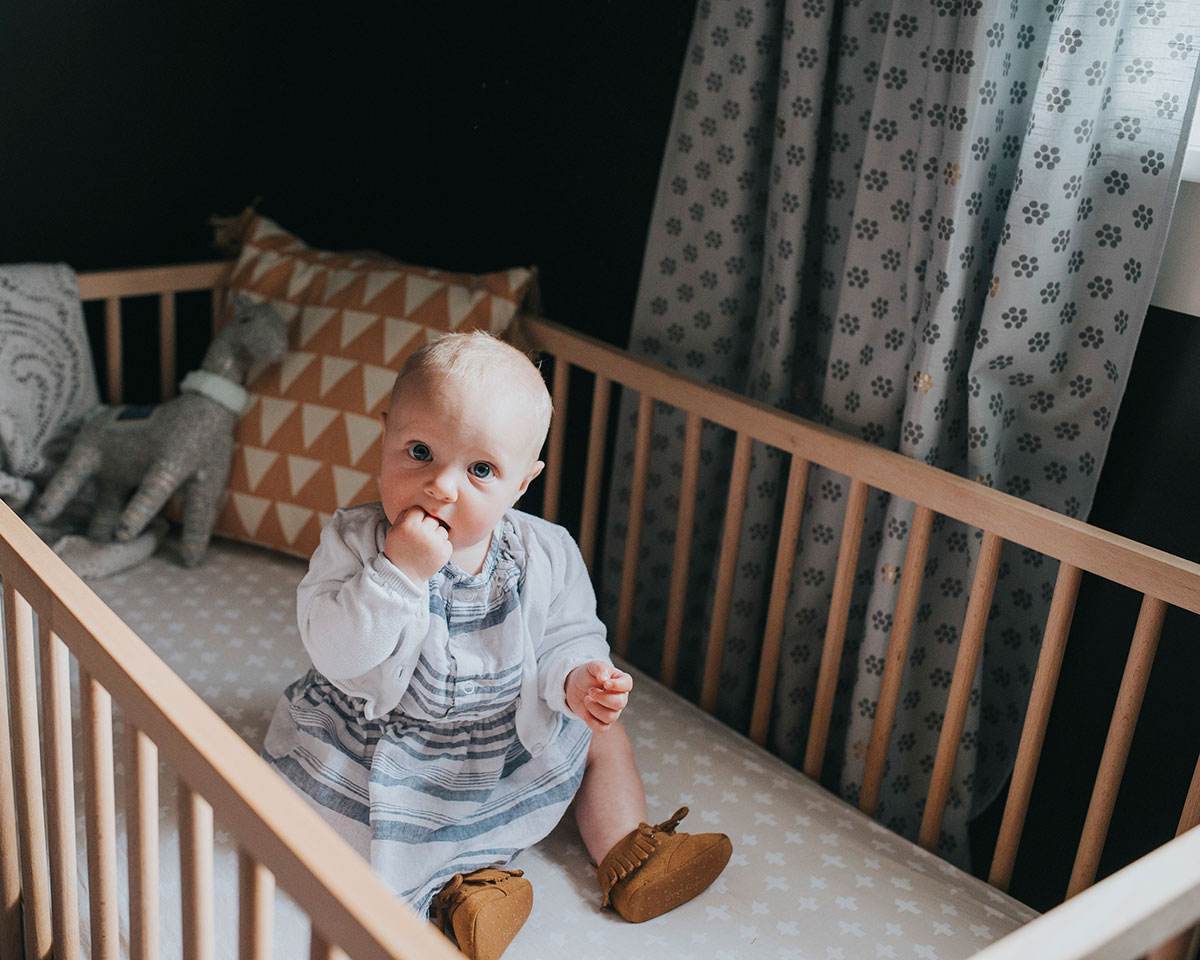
[262,331,731,959]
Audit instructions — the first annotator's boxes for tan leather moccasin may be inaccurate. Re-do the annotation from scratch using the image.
[431,867,533,960]
[596,806,733,923]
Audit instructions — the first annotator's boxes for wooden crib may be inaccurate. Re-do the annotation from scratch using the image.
[2,261,1199,960]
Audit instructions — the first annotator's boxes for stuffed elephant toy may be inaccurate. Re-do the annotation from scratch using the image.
[33,296,287,566]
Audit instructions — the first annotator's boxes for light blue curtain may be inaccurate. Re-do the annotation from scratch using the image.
[603,0,1200,865]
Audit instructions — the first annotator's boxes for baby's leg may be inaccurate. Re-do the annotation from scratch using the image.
[578,720,732,922]
[574,720,647,864]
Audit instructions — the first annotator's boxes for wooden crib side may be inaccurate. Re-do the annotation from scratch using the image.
[1,263,463,960]
[518,314,1200,959]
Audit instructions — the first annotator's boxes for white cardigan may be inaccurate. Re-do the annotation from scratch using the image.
[296,502,612,756]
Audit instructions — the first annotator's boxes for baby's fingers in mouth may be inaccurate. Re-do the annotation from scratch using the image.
[412,507,450,532]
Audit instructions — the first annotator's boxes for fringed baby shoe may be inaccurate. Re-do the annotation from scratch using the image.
[431,868,533,960]
[596,806,732,923]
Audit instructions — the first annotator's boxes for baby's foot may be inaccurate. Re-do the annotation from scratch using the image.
[431,868,532,960]
[596,806,732,922]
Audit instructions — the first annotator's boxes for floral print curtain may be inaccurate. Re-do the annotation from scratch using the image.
[602,0,1200,865]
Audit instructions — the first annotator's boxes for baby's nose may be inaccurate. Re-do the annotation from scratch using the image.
[425,468,458,501]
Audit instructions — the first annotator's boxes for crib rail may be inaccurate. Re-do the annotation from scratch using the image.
[518,313,1200,956]
[0,499,461,960]
[77,261,233,405]
[971,824,1200,960]
[523,317,1200,616]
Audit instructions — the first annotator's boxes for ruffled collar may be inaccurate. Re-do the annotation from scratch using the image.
[439,513,517,586]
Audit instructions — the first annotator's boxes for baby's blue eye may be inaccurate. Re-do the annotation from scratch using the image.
[469,462,494,480]
[409,443,432,461]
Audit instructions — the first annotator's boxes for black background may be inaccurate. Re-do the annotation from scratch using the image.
[3,0,1197,913]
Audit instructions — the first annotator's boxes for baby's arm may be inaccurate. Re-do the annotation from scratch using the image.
[532,523,625,722]
[565,661,633,733]
[299,508,431,687]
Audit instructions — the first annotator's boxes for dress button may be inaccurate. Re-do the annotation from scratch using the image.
[460,680,476,695]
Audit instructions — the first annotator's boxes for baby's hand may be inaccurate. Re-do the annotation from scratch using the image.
[565,661,632,733]
[384,507,452,582]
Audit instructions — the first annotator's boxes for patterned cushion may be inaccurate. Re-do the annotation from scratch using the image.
[212,216,536,558]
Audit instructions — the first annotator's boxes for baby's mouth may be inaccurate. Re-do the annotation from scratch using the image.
[430,514,451,533]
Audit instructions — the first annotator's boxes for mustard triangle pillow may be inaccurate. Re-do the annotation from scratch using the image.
[213,215,536,558]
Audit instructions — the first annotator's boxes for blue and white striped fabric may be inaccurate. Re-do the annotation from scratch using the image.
[262,527,592,916]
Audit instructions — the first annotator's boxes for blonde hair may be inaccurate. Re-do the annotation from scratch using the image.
[389,331,552,457]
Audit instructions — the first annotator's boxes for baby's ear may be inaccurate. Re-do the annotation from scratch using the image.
[518,460,545,496]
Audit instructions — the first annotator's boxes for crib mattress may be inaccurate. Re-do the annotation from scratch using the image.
[78,537,1036,959]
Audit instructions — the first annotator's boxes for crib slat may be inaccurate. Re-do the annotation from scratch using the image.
[105,297,123,405]
[128,725,160,960]
[178,777,214,960]
[1148,752,1200,960]
[749,453,810,745]
[804,478,870,779]
[578,374,612,573]
[661,411,703,689]
[80,667,119,960]
[1068,594,1167,898]
[1,585,31,960]
[700,431,754,714]
[541,357,570,524]
[615,392,654,658]
[1,578,46,960]
[1177,752,1200,850]
[919,530,1004,852]
[860,503,935,816]
[310,930,349,960]
[989,561,1082,891]
[239,848,275,960]
[3,582,52,958]
[40,621,81,960]
[1162,929,1200,960]
[180,782,215,960]
[160,292,177,400]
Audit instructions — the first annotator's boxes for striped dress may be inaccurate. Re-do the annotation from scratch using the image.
[262,514,595,916]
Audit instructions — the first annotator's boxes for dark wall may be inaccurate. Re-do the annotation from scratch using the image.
[0,0,695,344]
[3,0,1197,914]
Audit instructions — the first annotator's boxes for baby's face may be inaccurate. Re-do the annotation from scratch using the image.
[379,372,544,570]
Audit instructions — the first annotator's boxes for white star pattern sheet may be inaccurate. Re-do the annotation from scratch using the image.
[79,539,1036,959]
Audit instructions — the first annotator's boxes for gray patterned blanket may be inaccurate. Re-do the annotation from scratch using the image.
[0,263,99,510]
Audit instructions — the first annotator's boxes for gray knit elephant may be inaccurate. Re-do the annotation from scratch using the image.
[33,296,287,567]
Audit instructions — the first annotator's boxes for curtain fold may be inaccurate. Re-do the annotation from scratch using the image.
[603,0,1200,865]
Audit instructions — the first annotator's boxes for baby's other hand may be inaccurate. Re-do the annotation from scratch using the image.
[384,507,452,582]
[565,661,632,733]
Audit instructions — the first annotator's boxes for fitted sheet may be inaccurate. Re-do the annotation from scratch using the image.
[76,537,1037,959]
